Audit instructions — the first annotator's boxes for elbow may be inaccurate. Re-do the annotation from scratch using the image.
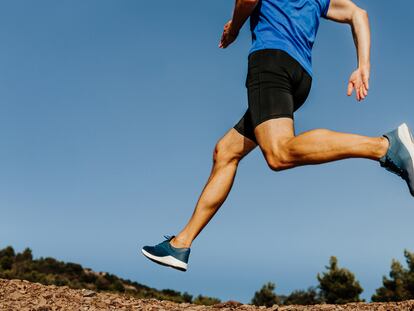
[348,7,368,25]
[354,8,368,21]
[359,8,368,19]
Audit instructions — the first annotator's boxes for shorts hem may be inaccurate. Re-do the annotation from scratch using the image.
[232,126,257,144]
[253,114,294,129]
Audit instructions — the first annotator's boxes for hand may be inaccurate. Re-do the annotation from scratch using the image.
[219,20,239,49]
[347,66,370,101]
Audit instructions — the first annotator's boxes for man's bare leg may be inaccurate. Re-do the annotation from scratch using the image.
[253,118,389,171]
[170,129,256,248]
[170,119,389,249]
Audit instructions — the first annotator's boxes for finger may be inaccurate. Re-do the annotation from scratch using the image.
[356,87,361,101]
[363,76,370,90]
[356,83,362,100]
[360,86,365,100]
[219,32,227,48]
[219,34,224,48]
[363,86,368,97]
[362,85,367,97]
[347,82,354,96]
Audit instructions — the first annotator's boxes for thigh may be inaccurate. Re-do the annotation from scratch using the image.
[217,127,258,160]
[254,118,295,157]
[246,50,309,156]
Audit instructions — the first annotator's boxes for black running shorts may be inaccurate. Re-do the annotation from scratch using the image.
[233,49,312,144]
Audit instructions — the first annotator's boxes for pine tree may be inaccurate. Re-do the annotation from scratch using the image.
[372,250,414,302]
[317,256,363,304]
[251,282,280,307]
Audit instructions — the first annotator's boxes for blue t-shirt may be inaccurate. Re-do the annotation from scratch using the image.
[249,0,331,77]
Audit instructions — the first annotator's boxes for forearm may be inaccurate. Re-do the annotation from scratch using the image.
[229,0,258,35]
[325,0,371,100]
[350,9,370,68]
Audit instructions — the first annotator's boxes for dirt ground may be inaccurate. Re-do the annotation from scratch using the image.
[1,278,414,311]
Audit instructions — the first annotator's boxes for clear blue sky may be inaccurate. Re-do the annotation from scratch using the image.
[1,0,413,303]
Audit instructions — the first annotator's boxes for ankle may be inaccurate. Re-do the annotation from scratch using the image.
[377,136,389,160]
[170,236,192,248]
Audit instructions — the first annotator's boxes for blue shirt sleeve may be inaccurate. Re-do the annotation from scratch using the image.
[321,0,331,18]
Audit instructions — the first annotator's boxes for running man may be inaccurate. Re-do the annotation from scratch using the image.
[142,0,414,271]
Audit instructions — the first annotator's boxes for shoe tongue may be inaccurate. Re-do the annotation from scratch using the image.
[163,234,175,241]
[164,235,190,251]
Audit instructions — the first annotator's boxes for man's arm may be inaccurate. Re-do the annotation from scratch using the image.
[219,0,259,49]
[326,0,370,102]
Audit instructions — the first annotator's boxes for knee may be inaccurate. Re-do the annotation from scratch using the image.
[264,144,292,172]
[213,140,241,166]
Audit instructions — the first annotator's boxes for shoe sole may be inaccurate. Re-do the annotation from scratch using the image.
[398,123,414,196]
[141,248,188,271]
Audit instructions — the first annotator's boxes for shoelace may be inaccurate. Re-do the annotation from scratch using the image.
[163,234,174,241]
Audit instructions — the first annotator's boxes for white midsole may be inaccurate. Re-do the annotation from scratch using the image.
[141,249,188,270]
[398,123,414,169]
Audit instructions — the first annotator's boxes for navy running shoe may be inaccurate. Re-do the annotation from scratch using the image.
[141,235,191,271]
[380,123,414,196]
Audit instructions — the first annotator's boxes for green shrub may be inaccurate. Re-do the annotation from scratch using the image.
[317,256,363,304]
[251,282,280,307]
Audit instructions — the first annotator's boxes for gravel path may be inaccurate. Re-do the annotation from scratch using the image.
[1,279,414,310]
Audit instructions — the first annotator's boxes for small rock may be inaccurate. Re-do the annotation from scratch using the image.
[81,289,96,297]
[214,300,243,308]
[38,297,48,305]
[7,291,22,300]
